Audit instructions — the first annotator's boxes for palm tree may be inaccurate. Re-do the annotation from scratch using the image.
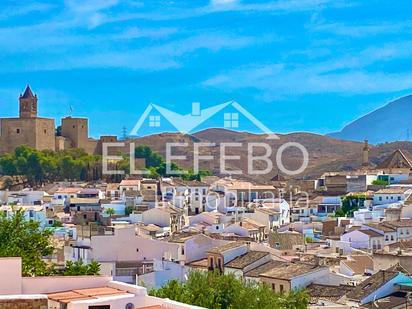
[105,208,115,218]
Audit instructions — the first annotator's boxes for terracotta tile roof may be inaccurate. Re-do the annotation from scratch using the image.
[307,283,354,303]
[342,255,373,275]
[260,263,323,280]
[69,198,100,204]
[167,231,202,243]
[56,187,81,194]
[387,219,412,228]
[375,188,409,194]
[187,258,208,269]
[346,269,399,302]
[365,223,396,233]
[120,179,140,186]
[359,229,383,238]
[255,208,280,215]
[225,251,269,269]
[362,291,408,309]
[234,218,265,231]
[47,287,130,303]
[207,241,246,254]
[244,260,288,278]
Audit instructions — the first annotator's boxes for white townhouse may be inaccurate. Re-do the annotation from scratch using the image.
[119,179,141,192]
[362,222,398,245]
[0,205,47,228]
[251,199,290,230]
[5,190,47,205]
[340,229,384,250]
[373,188,411,205]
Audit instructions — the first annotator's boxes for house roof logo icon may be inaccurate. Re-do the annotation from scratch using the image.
[129,100,279,139]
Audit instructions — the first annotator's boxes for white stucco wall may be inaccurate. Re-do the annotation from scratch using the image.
[90,226,180,262]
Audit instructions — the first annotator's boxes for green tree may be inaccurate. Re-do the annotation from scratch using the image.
[372,179,389,186]
[334,208,346,217]
[52,220,63,228]
[64,260,101,276]
[0,209,54,276]
[340,194,366,217]
[125,206,135,216]
[0,154,17,175]
[149,270,308,309]
[105,208,115,217]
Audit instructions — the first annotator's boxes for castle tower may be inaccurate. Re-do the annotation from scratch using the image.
[61,117,89,148]
[19,85,38,118]
[362,139,370,168]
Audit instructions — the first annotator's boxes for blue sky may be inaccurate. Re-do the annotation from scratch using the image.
[1,0,412,138]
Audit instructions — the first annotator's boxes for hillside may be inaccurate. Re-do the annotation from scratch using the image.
[130,128,412,180]
[328,95,412,144]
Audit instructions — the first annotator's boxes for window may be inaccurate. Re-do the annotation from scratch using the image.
[224,113,239,128]
[181,246,185,255]
[149,115,160,127]
[272,283,275,290]
[280,284,284,294]
[16,128,20,133]
[44,129,47,134]
[398,196,402,201]
[379,197,382,201]
[391,235,394,241]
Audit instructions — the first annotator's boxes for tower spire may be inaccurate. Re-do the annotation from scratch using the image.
[21,85,35,99]
[19,84,38,118]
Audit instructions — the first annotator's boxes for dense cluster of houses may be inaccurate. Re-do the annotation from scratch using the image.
[4,148,412,308]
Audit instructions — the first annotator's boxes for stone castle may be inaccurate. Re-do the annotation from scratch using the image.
[0,85,118,155]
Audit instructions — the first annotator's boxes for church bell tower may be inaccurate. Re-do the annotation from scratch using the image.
[19,85,37,118]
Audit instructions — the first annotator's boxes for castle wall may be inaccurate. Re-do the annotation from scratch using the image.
[0,118,37,154]
[34,118,55,151]
[0,118,55,154]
